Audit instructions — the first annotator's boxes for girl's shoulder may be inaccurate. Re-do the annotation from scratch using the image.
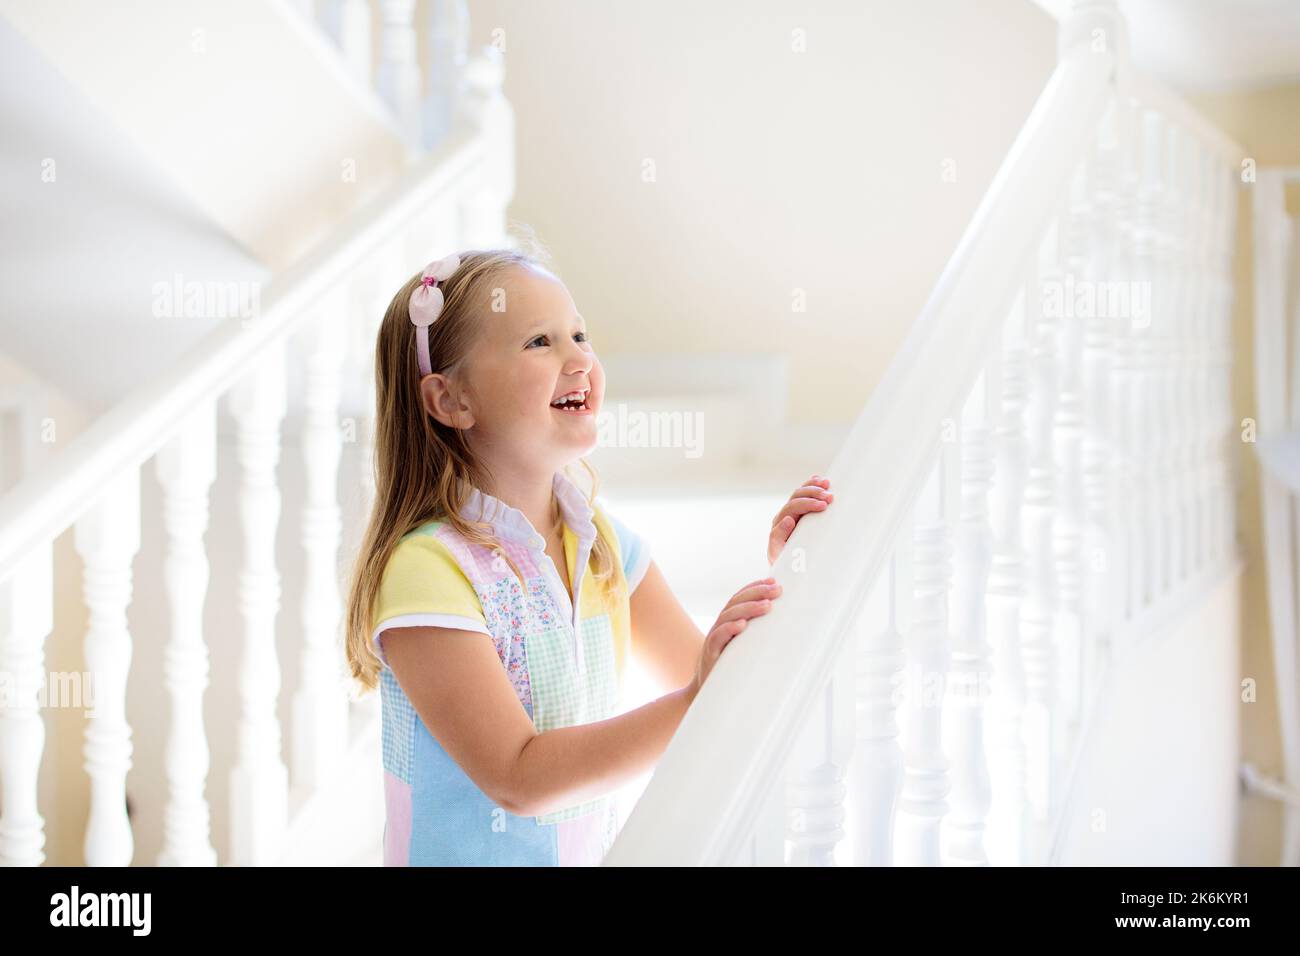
[590,498,653,595]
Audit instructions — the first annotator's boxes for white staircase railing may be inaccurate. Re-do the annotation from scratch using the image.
[604,0,1245,866]
[300,0,473,151]
[0,48,513,866]
[1249,164,1300,867]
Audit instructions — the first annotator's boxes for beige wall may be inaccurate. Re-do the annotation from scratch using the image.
[1187,83,1300,867]
[467,0,1057,423]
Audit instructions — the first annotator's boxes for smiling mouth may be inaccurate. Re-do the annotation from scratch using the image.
[550,389,590,413]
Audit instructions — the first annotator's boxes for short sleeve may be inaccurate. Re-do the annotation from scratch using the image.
[370,532,490,669]
[602,508,652,595]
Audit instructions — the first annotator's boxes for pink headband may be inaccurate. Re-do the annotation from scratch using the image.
[408,253,462,377]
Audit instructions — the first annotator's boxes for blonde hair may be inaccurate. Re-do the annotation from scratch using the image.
[343,248,618,694]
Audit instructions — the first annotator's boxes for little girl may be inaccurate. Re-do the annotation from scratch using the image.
[343,247,834,866]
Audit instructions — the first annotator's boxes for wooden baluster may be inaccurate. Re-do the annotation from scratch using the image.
[850,522,911,866]
[1111,95,1142,625]
[75,469,141,866]
[743,764,787,865]
[1158,121,1185,597]
[154,401,219,866]
[376,0,423,147]
[987,289,1030,866]
[785,654,854,866]
[0,542,54,866]
[1130,108,1164,612]
[317,0,372,88]
[457,46,515,246]
[1054,163,1088,764]
[896,437,957,866]
[1021,225,1060,858]
[227,340,290,866]
[1081,101,1121,698]
[293,300,350,790]
[422,0,470,148]
[946,369,996,865]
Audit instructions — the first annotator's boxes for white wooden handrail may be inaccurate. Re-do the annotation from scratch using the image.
[0,36,513,865]
[606,1,1248,865]
[0,125,484,586]
[604,42,1119,867]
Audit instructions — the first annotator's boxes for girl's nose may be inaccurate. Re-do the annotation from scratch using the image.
[562,339,594,373]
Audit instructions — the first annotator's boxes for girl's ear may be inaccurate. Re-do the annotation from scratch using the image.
[421,373,475,429]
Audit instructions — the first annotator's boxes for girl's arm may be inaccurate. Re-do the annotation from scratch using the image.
[627,559,706,691]
[383,624,696,818]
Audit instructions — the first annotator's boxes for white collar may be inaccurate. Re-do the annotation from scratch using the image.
[458,469,597,553]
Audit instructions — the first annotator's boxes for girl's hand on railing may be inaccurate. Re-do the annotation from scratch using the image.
[685,577,783,701]
[767,475,833,564]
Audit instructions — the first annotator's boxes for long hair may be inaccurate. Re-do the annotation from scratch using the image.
[343,248,618,694]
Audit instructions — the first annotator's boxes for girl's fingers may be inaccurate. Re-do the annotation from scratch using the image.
[770,514,796,540]
[794,484,833,500]
[714,598,775,626]
[727,582,783,608]
[780,498,830,521]
[771,495,830,530]
[730,577,776,601]
[710,617,747,652]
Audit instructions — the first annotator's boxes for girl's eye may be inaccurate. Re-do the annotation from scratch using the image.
[526,332,589,348]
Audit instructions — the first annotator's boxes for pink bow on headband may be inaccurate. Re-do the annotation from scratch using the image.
[409,253,461,376]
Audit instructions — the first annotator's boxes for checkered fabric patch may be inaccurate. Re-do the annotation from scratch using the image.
[530,613,620,824]
[380,667,415,784]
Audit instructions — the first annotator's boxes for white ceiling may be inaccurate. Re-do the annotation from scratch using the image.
[0,14,268,416]
[1034,0,1300,92]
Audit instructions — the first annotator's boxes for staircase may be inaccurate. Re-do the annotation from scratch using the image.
[0,0,1259,867]
[0,0,512,866]
[605,1,1249,865]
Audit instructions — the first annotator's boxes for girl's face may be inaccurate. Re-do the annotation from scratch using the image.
[446,265,605,475]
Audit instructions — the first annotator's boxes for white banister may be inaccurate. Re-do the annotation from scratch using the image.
[0,541,53,866]
[317,0,372,88]
[607,41,1118,866]
[896,441,957,865]
[1020,222,1060,855]
[292,300,349,791]
[607,0,1246,865]
[457,47,515,246]
[987,291,1031,866]
[154,401,219,866]
[849,526,910,865]
[784,650,854,865]
[0,128,489,588]
[227,340,290,867]
[423,0,471,149]
[376,0,423,146]
[0,36,511,865]
[946,369,996,866]
[75,468,141,867]
[1054,164,1089,762]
